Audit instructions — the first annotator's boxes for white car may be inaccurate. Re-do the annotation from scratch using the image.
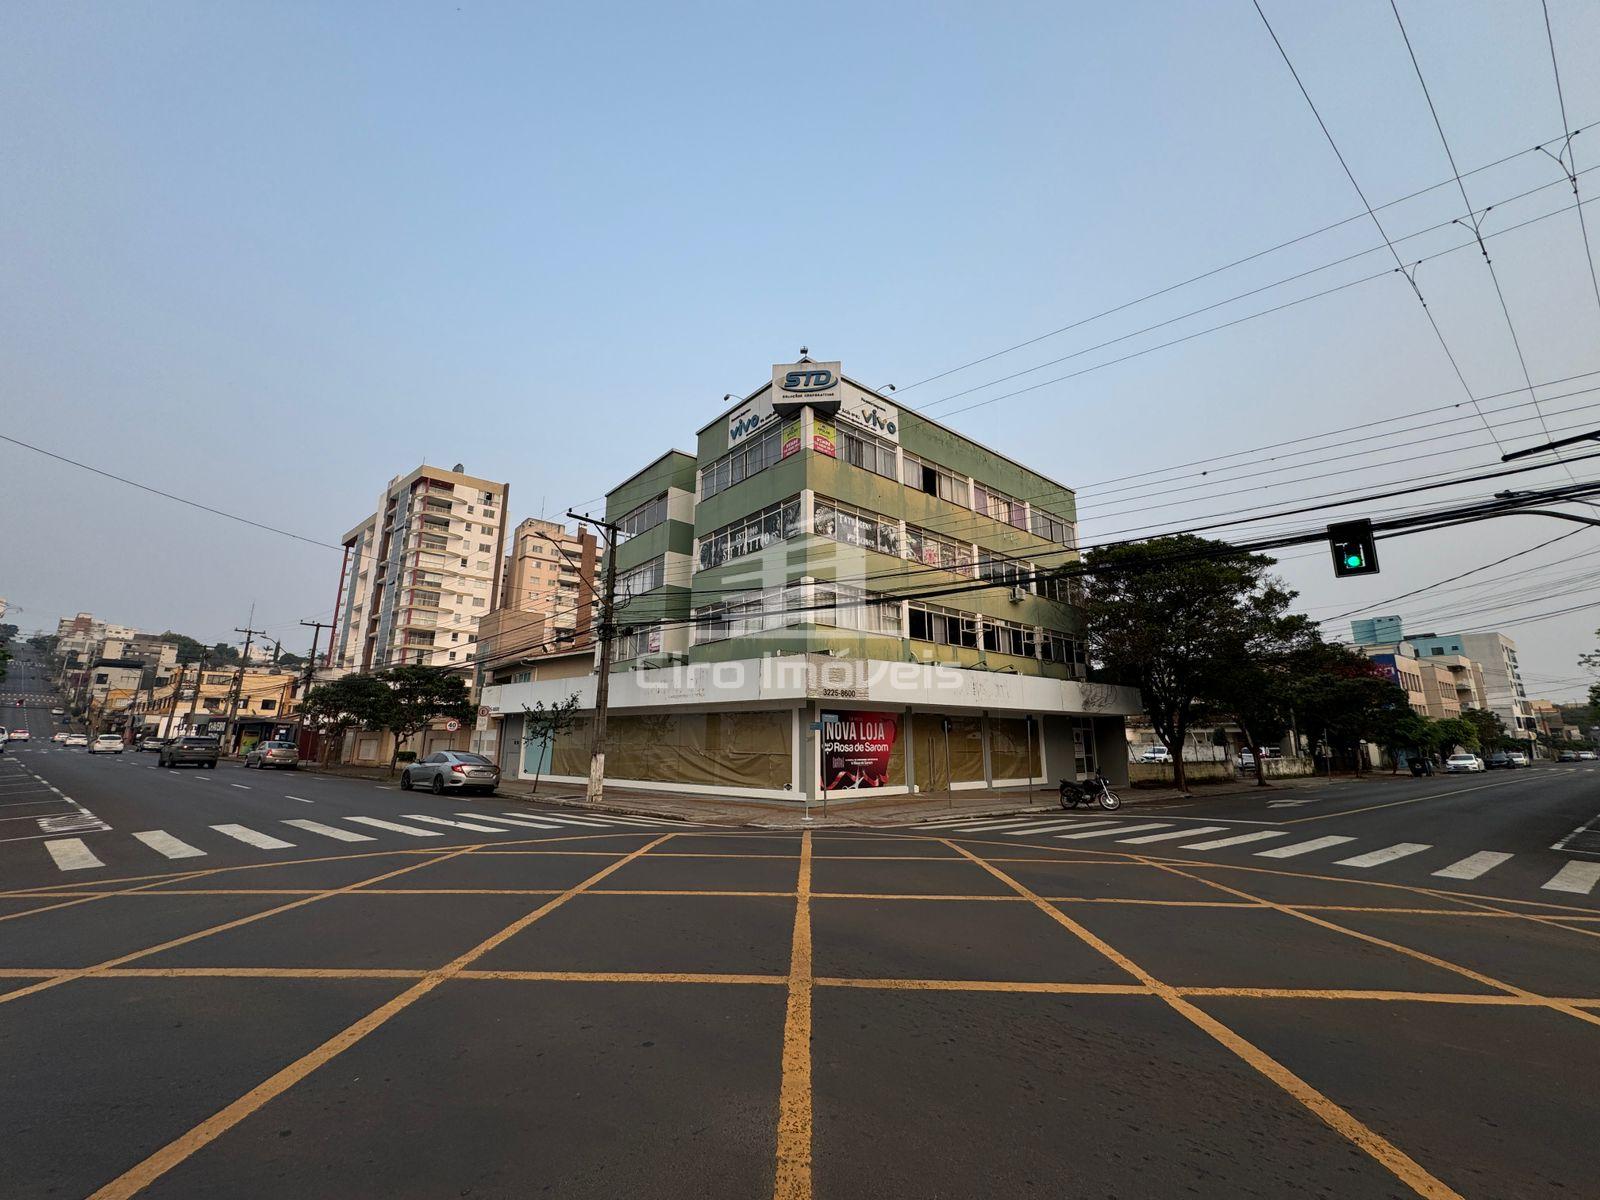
[51,732,69,744]
[5,729,28,742]
[50,708,64,717]
[63,733,88,747]
[88,734,124,754]
[1445,753,1483,773]
[1137,746,1172,763]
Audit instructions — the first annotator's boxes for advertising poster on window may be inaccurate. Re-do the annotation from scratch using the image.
[822,710,897,789]
[813,416,837,458]
[781,417,802,459]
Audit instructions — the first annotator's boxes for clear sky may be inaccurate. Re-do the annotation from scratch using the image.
[4,1,1600,698]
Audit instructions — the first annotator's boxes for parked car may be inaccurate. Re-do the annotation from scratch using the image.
[63,733,88,748]
[51,732,69,744]
[50,707,64,717]
[1445,753,1483,773]
[1559,749,1580,762]
[1580,750,1598,761]
[1485,751,1510,769]
[88,733,124,754]
[6,728,29,742]
[159,736,220,768]
[1137,745,1171,763]
[401,750,501,795]
[243,740,299,770]
[1506,751,1530,768]
[136,735,164,752]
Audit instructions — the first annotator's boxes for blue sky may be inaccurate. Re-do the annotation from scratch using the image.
[5,1,1600,696]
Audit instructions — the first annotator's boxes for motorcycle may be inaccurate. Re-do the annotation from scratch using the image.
[1059,769,1121,811]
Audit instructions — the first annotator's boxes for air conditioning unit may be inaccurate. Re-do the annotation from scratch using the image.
[1009,586,1026,603]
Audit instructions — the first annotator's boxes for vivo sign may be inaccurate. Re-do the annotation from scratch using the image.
[781,367,836,392]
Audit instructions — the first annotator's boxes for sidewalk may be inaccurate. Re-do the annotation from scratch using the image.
[491,770,1400,829]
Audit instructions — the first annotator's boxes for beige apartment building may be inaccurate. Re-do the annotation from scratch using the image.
[1358,641,1487,722]
[127,666,299,739]
[331,464,510,673]
[500,517,598,651]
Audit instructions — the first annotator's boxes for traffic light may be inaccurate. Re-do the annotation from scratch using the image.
[1328,519,1379,577]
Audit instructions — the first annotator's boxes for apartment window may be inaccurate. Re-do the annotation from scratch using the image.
[259,699,276,711]
[478,542,492,552]
[701,425,782,500]
[511,671,532,683]
[467,505,475,514]
[1037,572,1078,605]
[814,580,902,635]
[696,496,802,570]
[1042,632,1087,674]
[974,483,1028,530]
[449,651,457,661]
[451,632,459,642]
[472,598,485,608]
[1029,507,1072,545]
[840,427,898,480]
[977,549,1029,588]
[412,590,442,608]
[905,524,974,576]
[483,508,495,519]
[813,498,901,556]
[617,556,666,600]
[907,603,981,648]
[481,492,493,503]
[617,493,669,542]
[983,617,1036,658]
[420,535,448,551]
[902,452,968,506]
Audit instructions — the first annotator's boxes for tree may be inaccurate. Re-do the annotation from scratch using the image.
[519,693,582,793]
[1432,717,1479,756]
[0,623,17,642]
[1460,707,1514,755]
[1203,611,1324,787]
[372,665,476,774]
[27,634,58,656]
[1084,534,1301,794]
[299,674,396,764]
[1287,642,1409,775]
[1370,708,1433,773]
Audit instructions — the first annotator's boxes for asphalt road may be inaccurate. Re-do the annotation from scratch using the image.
[4,650,1599,1198]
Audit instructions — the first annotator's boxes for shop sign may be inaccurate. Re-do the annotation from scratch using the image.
[728,392,775,444]
[781,417,803,458]
[774,360,843,407]
[821,710,897,789]
[838,390,898,441]
[813,416,837,457]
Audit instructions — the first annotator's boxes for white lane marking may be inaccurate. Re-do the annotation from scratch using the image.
[1551,809,1600,852]
[1000,820,1108,836]
[1118,825,1227,845]
[1431,851,1514,880]
[346,816,443,838]
[1543,861,1600,895]
[374,786,395,791]
[1181,830,1289,851]
[401,814,511,833]
[284,819,376,843]
[230,784,251,791]
[210,823,295,850]
[999,818,1122,834]
[285,795,314,804]
[461,814,563,830]
[535,812,681,827]
[133,830,207,859]
[1056,822,1172,840]
[496,812,613,828]
[942,817,1056,832]
[45,838,104,871]
[1256,835,1358,859]
[1335,842,1433,869]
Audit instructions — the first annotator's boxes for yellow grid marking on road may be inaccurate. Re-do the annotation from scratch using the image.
[944,839,1466,1200]
[773,829,812,1200]
[1407,885,1600,940]
[85,832,676,1200]
[1145,861,1600,1032]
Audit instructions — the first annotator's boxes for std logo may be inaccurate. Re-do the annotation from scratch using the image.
[782,368,836,393]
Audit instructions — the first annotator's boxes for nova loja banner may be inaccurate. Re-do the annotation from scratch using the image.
[822,710,897,789]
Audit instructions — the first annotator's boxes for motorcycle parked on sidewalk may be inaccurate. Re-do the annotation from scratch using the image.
[1059,770,1121,811]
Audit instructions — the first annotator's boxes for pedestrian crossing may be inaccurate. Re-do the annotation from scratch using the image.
[905,814,1600,898]
[21,810,691,876]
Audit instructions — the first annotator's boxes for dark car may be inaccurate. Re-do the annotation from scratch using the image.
[401,750,500,795]
[159,736,220,768]
[1485,752,1511,769]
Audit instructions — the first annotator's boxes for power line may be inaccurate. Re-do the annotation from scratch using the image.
[1539,0,1600,333]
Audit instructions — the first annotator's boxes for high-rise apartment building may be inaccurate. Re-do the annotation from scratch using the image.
[331,465,509,672]
[500,518,598,649]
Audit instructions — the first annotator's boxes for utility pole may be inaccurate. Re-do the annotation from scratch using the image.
[568,510,620,804]
[185,651,208,736]
[298,621,332,699]
[168,663,187,739]
[220,624,266,756]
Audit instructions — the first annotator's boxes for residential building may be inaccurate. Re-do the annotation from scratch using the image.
[99,633,179,686]
[127,665,299,741]
[499,517,598,651]
[85,659,145,713]
[1350,615,1404,646]
[1357,640,1485,722]
[1405,631,1533,739]
[331,464,510,673]
[482,356,1141,802]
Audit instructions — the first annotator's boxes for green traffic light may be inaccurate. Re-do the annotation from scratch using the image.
[1344,552,1364,568]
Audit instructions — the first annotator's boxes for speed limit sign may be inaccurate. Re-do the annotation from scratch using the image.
[445,719,460,732]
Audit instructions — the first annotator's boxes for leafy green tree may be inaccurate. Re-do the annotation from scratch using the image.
[519,693,582,793]
[1084,534,1301,794]
[299,674,397,763]
[372,665,476,773]
[0,623,18,642]
[1287,643,1410,775]
[27,635,59,655]
[1433,717,1479,755]
[1460,707,1514,755]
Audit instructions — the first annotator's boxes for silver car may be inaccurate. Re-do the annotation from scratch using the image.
[244,739,299,769]
[401,750,500,795]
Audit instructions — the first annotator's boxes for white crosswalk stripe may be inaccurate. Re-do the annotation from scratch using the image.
[1432,851,1513,881]
[132,830,206,859]
[1542,861,1600,895]
[499,810,675,828]
[1000,820,1105,836]
[45,838,103,871]
[402,814,512,833]
[347,816,443,838]
[1256,835,1357,859]
[940,817,1054,832]
[211,824,295,850]
[284,819,376,843]
[1056,822,1172,840]
[461,814,564,830]
[1180,830,1289,851]
[1118,825,1227,845]
[1334,843,1432,869]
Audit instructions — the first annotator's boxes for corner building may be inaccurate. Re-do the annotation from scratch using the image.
[484,359,1140,802]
